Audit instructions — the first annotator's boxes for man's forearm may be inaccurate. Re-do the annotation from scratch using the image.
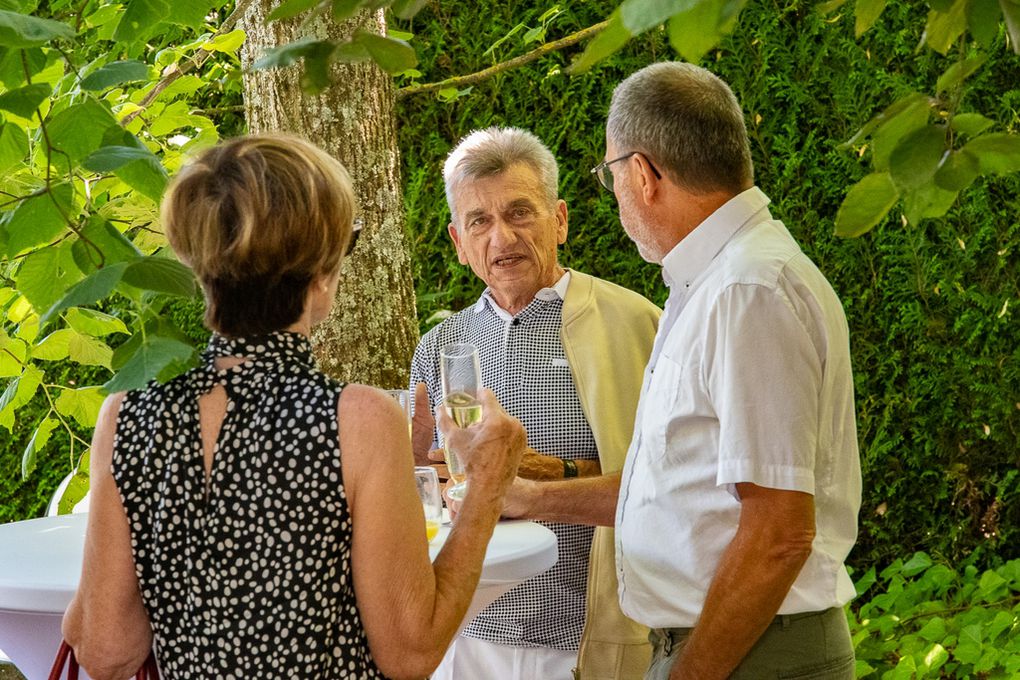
[505,471,621,526]
[670,486,814,680]
[516,448,602,480]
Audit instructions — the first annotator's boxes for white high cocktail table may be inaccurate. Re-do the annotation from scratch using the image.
[0,514,557,679]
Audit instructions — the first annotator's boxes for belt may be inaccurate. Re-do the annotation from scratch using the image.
[654,608,837,656]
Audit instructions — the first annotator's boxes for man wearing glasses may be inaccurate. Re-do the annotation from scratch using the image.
[411,126,660,680]
[504,63,861,679]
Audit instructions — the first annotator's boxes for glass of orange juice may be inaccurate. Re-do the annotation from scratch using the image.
[414,466,443,543]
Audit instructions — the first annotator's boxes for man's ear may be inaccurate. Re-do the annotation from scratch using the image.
[448,223,469,265]
[554,199,568,245]
[635,155,660,206]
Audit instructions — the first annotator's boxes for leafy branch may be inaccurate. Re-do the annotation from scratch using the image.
[396,20,607,99]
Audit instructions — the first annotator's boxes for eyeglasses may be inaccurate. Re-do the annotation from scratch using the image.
[590,152,661,192]
[346,217,364,256]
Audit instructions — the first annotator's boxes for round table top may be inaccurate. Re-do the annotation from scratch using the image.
[0,514,557,614]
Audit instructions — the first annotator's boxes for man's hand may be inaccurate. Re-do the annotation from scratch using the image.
[411,382,435,467]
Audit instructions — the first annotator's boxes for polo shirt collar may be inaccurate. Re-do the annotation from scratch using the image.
[661,186,772,290]
[474,270,571,319]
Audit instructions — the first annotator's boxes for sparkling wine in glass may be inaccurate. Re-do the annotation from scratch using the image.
[440,343,482,501]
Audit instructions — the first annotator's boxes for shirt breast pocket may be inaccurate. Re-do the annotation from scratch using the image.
[639,353,684,461]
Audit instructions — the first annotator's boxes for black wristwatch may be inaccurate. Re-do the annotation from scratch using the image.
[563,458,578,479]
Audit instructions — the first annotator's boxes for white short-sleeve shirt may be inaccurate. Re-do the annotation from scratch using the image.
[615,187,862,628]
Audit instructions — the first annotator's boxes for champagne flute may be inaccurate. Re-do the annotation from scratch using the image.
[415,466,443,543]
[439,343,482,501]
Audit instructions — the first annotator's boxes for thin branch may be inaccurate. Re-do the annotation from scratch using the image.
[396,20,608,100]
[894,594,1020,629]
[191,105,247,115]
[121,0,258,126]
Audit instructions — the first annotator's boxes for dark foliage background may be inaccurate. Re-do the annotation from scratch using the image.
[393,0,1020,573]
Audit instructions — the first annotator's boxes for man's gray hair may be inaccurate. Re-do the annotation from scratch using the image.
[443,127,559,222]
[608,62,753,195]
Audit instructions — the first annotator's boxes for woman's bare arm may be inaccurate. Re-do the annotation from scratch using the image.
[340,387,524,679]
[62,393,152,680]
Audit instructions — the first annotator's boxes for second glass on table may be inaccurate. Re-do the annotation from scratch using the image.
[385,389,412,437]
[439,342,483,501]
[415,466,443,543]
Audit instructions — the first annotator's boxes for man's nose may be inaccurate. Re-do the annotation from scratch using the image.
[491,218,518,246]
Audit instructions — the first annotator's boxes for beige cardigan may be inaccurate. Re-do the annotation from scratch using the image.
[561,270,660,680]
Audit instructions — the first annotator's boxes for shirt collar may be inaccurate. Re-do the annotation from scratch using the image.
[661,187,772,289]
[475,270,571,317]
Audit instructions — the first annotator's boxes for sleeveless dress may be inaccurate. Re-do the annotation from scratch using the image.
[112,331,386,679]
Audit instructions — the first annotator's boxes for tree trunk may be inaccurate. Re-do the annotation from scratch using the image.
[237,5,418,389]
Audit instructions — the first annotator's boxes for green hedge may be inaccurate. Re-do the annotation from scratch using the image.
[395,1,1020,572]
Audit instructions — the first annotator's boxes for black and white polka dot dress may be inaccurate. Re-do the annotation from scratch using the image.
[112,331,386,679]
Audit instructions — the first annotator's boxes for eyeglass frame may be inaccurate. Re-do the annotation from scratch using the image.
[590,151,662,192]
[345,217,364,256]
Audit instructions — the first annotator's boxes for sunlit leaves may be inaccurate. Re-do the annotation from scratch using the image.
[5,183,74,257]
[963,133,1020,174]
[201,29,245,53]
[21,415,57,477]
[0,9,74,47]
[15,242,83,311]
[0,82,50,117]
[46,97,118,162]
[80,60,149,91]
[924,0,968,54]
[567,9,629,74]
[113,0,170,44]
[0,122,27,173]
[668,0,743,63]
[55,386,106,427]
[104,335,196,392]
[121,257,197,297]
[41,262,129,327]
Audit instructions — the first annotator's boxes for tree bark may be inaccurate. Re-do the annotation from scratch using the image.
[237,5,418,388]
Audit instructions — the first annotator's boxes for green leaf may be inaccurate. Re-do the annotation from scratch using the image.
[163,0,219,28]
[967,0,1000,48]
[667,0,739,63]
[67,331,113,368]
[0,335,26,377]
[934,149,980,191]
[951,112,995,137]
[267,0,323,21]
[84,4,123,29]
[56,449,90,514]
[55,386,105,427]
[963,133,1020,174]
[855,0,887,36]
[902,183,957,223]
[5,182,73,257]
[955,623,983,663]
[354,30,417,74]
[0,82,50,118]
[871,96,931,171]
[936,54,988,93]
[83,144,157,171]
[121,256,196,297]
[917,617,948,642]
[21,415,58,477]
[902,551,935,577]
[15,241,83,312]
[201,28,245,53]
[0,9,75,48]
[80,59,149,91]
[620,0,686,34]
[0,122,28,174]
[252,37,335,71]
[113,0,170,44]
[66,308,129,337]
[104,335,195,392]
[925,0,968,54]
[93,129,168,202]
[853,660,875,677]
[567,10,631,74]
[977,569,1008,600]
[46,97,119,162]
[1002,0,1020,55]
[31,328,74,361]
[331,0,369,22]
[834,172,899,238]
[888,125,947,192]
[854,565,877,596]
[0,364,41,413]
[40,261,129,328]
[921,643,949,674]
[71,216,142,275]
[391,0,426,20]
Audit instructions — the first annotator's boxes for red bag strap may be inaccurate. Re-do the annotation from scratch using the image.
[48,641,79,680]
[49,641,158,680]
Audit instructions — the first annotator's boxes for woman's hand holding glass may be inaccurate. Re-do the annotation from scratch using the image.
[437,389,526,506]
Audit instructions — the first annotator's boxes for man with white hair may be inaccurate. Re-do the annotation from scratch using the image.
[410,127,660,679]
